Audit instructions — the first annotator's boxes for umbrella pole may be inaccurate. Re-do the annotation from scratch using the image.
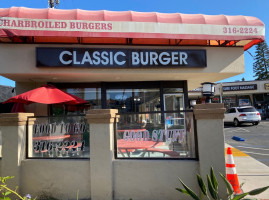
[64,104,67,115]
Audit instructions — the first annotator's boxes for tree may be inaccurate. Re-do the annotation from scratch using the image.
[48,0,60,8]
[253,41,269,80]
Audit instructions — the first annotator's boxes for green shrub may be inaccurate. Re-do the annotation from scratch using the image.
[0,176,80,200]
[0,176,35,200]
[36,193,60,200]
[176,167,269,200]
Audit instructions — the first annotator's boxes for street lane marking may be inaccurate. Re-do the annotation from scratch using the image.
[226,128,250,133]
[232,128,250,132]
[225,148,249,157]
[236,146,269,151]
[242,151,269,156]
[257,158,269,161]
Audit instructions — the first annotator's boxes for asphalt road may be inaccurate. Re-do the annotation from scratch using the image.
[224,121,269,167]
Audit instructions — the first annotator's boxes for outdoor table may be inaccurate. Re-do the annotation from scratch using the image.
[33,135,72,155]
[117,139,181,158]
[33,134,71,141]
[145,148,180,157]
[117,139,163,157]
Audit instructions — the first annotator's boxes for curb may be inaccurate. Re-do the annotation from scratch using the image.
[225,147,249,157]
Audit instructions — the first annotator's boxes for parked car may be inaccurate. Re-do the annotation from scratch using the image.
[224,106,261,126]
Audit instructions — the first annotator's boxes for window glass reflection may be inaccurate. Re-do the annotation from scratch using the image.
[66,88,101,109]
[106,89,160,113]
[163,88,183,93]
[51,88,101,115]
[164,94,184,111]
[116,112,195,159]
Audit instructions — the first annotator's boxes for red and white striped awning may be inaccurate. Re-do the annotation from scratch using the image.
[0,7,265,50]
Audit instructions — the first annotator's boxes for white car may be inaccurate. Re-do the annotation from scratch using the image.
[224,106,261,126]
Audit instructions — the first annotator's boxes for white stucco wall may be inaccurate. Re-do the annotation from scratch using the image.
[20,160,91,199]
[0,105,226,200]
[114,160,198,200]
[0,44,245,90]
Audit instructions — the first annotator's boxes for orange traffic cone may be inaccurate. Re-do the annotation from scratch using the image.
[226,147,243,194]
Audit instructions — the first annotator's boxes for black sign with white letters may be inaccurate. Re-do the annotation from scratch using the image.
[36,48,206,68]
[222,84,257,91]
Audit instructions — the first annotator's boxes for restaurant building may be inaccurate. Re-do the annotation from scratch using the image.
[0,7,265,116]
[0,7,265,200]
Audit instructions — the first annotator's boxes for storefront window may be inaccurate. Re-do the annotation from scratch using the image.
[163,94,184,111]
[27,115,90,159]
[163,88,183,94]
[47,81,194,159]
[238,98,251,106]
[115,111,196,159]
[52,81,186,114]
[66,88,101,109]
[238,95,252,106]
[51,88,101,115]
[212,96,220,103]
[223,95,252,108]
[106,89,160,113]
[254,94,264,102]
[223,96,237,108]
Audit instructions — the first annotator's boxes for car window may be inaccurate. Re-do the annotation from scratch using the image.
[238,107,257,112]
[230,108,236,113]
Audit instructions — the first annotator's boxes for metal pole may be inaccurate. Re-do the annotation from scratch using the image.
[220,83,223,103]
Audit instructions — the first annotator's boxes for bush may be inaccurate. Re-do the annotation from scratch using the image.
[0,176,34,200]
[176,167,269,200]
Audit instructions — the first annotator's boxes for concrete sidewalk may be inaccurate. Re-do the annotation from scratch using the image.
[225,144,269,200]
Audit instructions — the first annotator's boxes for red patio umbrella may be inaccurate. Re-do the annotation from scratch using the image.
[3,84,88,105]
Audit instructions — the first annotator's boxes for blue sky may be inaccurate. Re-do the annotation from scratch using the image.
[0,0,268,87]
